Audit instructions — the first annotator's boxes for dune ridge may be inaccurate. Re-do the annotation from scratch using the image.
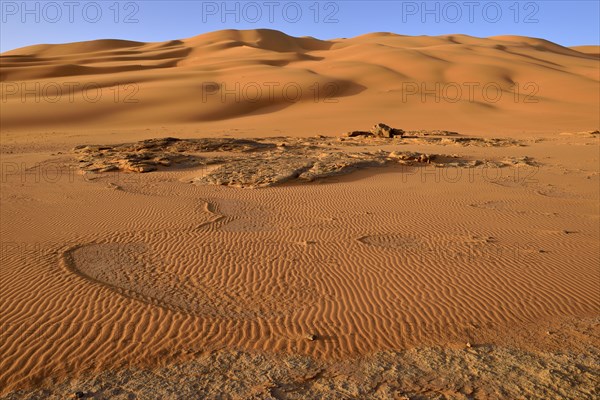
[0,29,599,398]
[1,29,598,135]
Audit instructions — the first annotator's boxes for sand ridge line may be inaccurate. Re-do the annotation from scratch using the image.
[59,242,194,315]
[196,199,227,230]
[55,197,231,316]
[59,241,261,319]
[2,30,598,134]
[59,240,326,320]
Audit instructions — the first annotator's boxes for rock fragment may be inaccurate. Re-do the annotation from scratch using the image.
[371,123,404,138]
[346,130,372,138]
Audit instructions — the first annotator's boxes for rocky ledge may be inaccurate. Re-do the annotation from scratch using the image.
[72,126,531,188]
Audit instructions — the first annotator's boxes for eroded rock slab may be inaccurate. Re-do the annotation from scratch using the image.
[71,130,532,188]
[73,138,275,173]
[194,151,392,188]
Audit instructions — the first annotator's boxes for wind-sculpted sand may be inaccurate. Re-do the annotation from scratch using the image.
[0,29,599,398]
[1,124,598,397]
[4,317,599,399]
[1,29,599,135]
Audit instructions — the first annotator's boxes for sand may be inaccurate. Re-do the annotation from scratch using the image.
[4,317,599,399]
[1,29,599,136]
[0,30,599,398]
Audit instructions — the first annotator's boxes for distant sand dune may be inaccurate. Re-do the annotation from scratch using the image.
[1,29,598,134]
[0,30,598,397]
[570,45,600,57]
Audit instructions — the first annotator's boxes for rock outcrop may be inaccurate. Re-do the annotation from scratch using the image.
[72,130,531,188]
[371,123,404,138]
[346,123,405,138]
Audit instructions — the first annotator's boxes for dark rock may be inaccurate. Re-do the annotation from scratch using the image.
[305,333,318,341]
[346,131,373,138]
[417,154,432,163]
[126,163,157,173]
[99,165,119,172]
[370,123,404,138]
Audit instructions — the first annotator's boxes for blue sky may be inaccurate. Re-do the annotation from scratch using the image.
[1,1,599,52]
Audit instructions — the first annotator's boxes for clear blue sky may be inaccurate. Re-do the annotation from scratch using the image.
[1,0,599,52]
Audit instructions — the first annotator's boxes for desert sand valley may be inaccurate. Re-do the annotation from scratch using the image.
[0,29,599,399]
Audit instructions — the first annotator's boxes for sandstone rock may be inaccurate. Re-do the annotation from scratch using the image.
[346,131,373,138]
[371,123,404,138]
[502,156,537,166]
[155,158,172,166]
[73,136,492,186]
[388,151,415,161]
[485,161,505,168]
[126,163,157,173]
[98,165,119,172]
[407,130,459,137]
[417,154,431,163]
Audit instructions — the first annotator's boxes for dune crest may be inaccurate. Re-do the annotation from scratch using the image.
[1,29,598,134]
[1,30,599,397]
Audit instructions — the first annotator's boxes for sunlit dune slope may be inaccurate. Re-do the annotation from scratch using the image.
[1,29,598,134]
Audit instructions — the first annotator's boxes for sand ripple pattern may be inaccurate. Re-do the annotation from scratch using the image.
[1,139,598,393]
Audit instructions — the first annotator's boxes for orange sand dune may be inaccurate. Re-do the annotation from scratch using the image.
[0,30,599,397]
[570,45,600,57]
[1,29,598,136]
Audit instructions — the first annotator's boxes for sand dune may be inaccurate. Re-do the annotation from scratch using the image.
[0,29,599,397]
[571,45,600,57]
[1,29,598,135]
